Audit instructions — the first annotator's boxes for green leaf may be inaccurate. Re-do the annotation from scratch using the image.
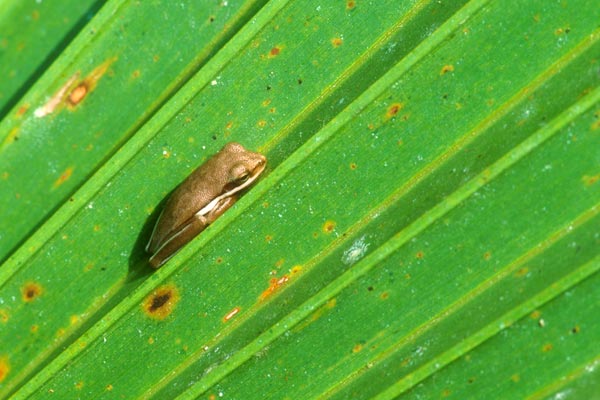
[1,0,598,399]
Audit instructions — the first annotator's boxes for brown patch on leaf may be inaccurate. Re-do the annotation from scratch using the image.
[142,285,180,320]
[22,282,43,302]
[385,103,404,119]
[268,46,282,58]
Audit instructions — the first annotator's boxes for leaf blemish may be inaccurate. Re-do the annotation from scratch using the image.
[341,235,370,266]
[52,166,74,188]
[259,275,289,301]
[268,46,281,58]
[22,282,43,302]
[143,285,180,320]
[386,102,404,119]
[322,220,336,234]
[0,357,10,382]
[68,83,88,106]
[222,307,241,322]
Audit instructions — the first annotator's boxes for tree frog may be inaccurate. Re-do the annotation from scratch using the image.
[146,142,266,268]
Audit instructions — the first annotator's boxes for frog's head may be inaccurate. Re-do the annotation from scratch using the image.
[224,142,267,192]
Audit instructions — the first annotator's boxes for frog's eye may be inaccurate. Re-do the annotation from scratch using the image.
[230,164,250,184]
[236,172,250,184]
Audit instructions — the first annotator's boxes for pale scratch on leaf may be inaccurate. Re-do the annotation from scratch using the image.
[34,73,79,118]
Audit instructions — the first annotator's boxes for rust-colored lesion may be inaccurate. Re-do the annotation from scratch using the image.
[34,56,118,117]
[440,64,455,75]
[331,37,343,48]
[385,102,404,119]
[259,275,289,301]
[0,356,10,382]
[322,220,336,234]
[268,45,282,58]
[21,281,43,302]
[52,166,74,188]
[142,284,180,320]
[582,173,599,186]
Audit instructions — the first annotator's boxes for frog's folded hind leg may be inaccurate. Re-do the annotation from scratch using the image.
[148,214,208,268]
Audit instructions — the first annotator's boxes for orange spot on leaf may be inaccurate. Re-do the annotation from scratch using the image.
[440,65,455,75]
[22,282,43,302]
[53,167,73,188]
[269,46,282,58]
[386,103,404,118]
[0,357,10,382]
[331,37,343,47]
[16,104,29,117]
[68,83,88,106]
[260,275,290,300]
[322,220,336,234]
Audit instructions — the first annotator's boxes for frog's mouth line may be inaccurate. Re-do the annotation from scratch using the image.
[195,159,266,218]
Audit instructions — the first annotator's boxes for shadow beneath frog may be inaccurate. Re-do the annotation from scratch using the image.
[127,194,173,277]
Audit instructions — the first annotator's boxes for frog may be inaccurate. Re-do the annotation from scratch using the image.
[146,142,266,268]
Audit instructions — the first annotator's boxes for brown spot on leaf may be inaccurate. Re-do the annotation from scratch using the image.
[1,127,20,150]
[52,166,73,188]
[440,65,454,75]
[582,174,599,186]
[331,37,343,47]
[385,103,404,119]
[571,325,580,334]
[16,104,29,117]
[269,46,281,58]
[22,282,43,302]
[142,285,180,320]
[322,220,336,234]
[515,267,529,277]
[68,83,88,106]
[346,1,356,10]
[0,309,8,323]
